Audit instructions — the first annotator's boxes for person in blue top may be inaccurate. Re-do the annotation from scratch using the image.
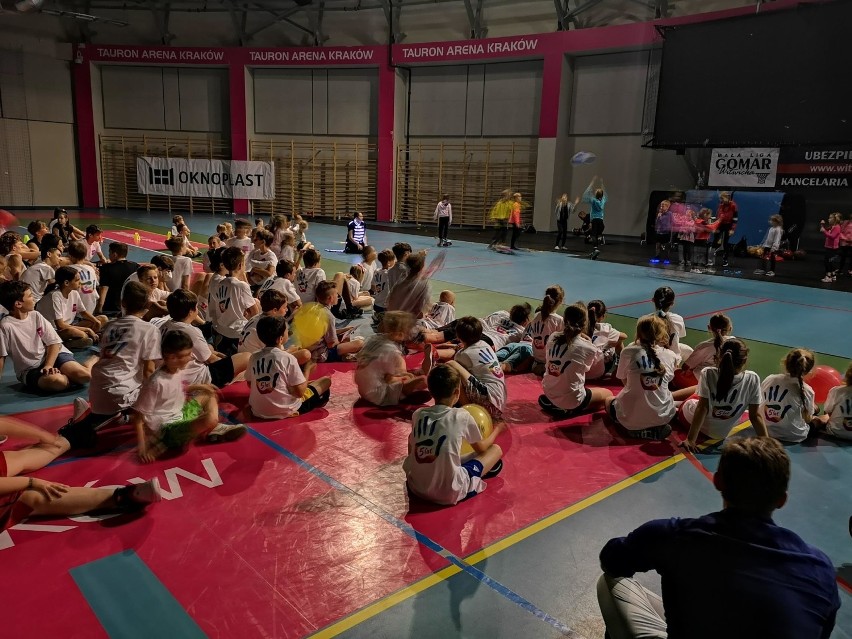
[597,436,839,639]
[583,176,607,257]
[345,212,367,254]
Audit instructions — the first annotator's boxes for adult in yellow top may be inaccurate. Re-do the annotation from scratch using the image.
[488,189,513,250]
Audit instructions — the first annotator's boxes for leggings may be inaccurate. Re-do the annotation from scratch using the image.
[838,245,851,272]
[591,218,605,246]
[714,224,734,260]
[762,249,777,271]
[496,342,532,369]
[491,219,508,245]
[555,218,568,247]
[825,248,839,275]
[437,217,450,242]
[510,224,522,249]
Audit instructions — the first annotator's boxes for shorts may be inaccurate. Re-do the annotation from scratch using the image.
[465,375,502,418]
[298,384,331,414]
[0,453,32,531]
[213,332,239,356]
[208,356,236,389]
[677,395,700,429]
[159,399,204,450]
[670,368,698,390]
[460,459,485,501]
[23,351,77,390]
[324,345,342,363]
[538,388,592,418]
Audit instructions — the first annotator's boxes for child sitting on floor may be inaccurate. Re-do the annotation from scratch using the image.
[679,338,766,452]
[307,281,364,363]
[133,330,246,463]
[355,311,433,406]
[586,300,627,381]
[295,248,326,304]
[372,249,395,315]
[36,266,105,349]
[761,348,817,443]
[20,242,61,302]
[648,286,688,362]
[209,247,259,355]
[66,240,101,317]
[811,361,852,440]
[246,316,332,419]
[239,289,311,368]
[501,286,564,375]
[539,303,613,419]
[417,290,456,330]
[444,316,507,421]
[247,229,278,286]
[403,364,504,506]
[164,237,194,292]
[671,313,733,400]
[257,260,301,319]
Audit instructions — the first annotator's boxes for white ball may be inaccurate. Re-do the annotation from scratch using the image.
[571,151,597,165]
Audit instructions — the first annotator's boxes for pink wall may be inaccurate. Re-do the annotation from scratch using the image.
[72,55,100,209]
[228,64,249,215]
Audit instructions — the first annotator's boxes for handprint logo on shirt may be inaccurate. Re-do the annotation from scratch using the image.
[638,354,662,391]
[102,326,129,358]
[839,397,852,431]
[546,342,572,377]
[252,357,279,395]
[711,387,743,420]
[297,273,308,293]
[217,284,231,313]
[478,348,504,379]
[763,385,793,423]
[413,415,447,464]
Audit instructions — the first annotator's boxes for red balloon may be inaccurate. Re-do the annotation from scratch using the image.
[0,209,18,231]
[805,365,844,404]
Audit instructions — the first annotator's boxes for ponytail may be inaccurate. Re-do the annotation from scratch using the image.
[635,316,667,375]
[783,348,815,422]
[556,302,587,346]
[653,286,676,317]
[539,285,564,320]
[587,299,606,338]
[586,305,597,338]
[715,351,735,401]
[708,313,733,358]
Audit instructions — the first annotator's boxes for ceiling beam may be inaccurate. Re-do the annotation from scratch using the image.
[380,0,404,44]
[462,0,487,39]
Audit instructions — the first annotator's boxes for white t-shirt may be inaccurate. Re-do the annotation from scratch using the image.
[684,336,734,376]
[696,367,762,439]
[0,312,70,382]
[663,312,686,354]
[372,268,391,307]
[613,343,678,430]
[541,334,599,410]
[760,373,816,443]
[89,315,162,414]
[199,273,225,324]
[454,340,506,412]
[246,347,306,419]
[403,404,486,505]
[133,367,185,432]
[360,260,377,292]
[159,319,213,385]
[355,335,405,405]
[524,312,563,363]
[279,245,296,264]
[166,255,193,291]
[225,236,252,255]
[587,321,622,380]
[418,301,456,330]
[202,252,212,273]
[386,262,408,292]
[210,276,255,338]
[248,248,278,275]
[824,385,852,440]
[88,240,102,261]
[70,263,100,313]
[20,261,55,302]
[238,313,265,354]
[296,267,326,303]
[345,276,361,305]
[308,306,339,362]
[257,276,300,307]
[36,289,84,327]
[481,311,526,351]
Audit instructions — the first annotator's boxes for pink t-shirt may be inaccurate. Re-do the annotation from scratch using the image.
[822,224,841,250]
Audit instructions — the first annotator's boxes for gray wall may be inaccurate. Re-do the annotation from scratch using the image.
[0,48,77,206]
[252,67,377,137]
[101,66,229,132]
[408,61,542,138]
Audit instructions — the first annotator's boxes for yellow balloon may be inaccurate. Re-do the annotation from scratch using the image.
[291,302,328,348]
[460,404,494,455]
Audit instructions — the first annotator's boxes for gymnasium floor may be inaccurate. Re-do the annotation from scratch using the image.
[1,209,850,639]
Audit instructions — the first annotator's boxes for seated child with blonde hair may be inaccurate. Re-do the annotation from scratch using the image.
[355,311,433,406]
[403,364,504,506]
[246,316,331,419]
[417,290,456,330]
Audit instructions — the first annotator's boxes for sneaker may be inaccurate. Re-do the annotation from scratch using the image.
[483,459,503,479]
[554,245,560,250]
[722,260,730,267]
[129,479,162,504]
[206,422,248,443]
[73,397,91,422]
[691,268,703,274]
[591,249,600,260]
[765,271,775,277]
[631,424,672,440]
[821,275,834,283]
[442,241,452,247]
[66,337,94,350]
[753,269,765,275]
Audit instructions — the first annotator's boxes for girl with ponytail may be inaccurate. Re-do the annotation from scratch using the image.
[518,285,565,375]
[35,266,102,348]
[671,313,733,398]
[649,286,687,360]
[679,339,765,453]
[539,302,612,418]
[604,315,678,440]
[586,299,627,380]
[812,361,852,440]
[760,348,817,443]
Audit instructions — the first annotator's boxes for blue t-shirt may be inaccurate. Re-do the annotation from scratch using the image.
[600,509,839,639]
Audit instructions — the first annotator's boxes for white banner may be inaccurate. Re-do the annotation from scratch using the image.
[136,157,275,200]
[709,148,779,188]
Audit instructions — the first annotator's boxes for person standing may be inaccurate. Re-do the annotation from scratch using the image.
[597,437,839,639]
[554,194,578,250]
[713,191,738,267]
[434,194,453,247]
[488,189,512,250]
[345,211,367,254]
[583,176,607,257]
[509,193,524,251]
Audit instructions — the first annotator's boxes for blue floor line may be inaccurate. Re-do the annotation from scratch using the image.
[245,426,582,638]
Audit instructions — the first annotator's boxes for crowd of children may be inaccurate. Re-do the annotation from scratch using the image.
[0,211,849,532]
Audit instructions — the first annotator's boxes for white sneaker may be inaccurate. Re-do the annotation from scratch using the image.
[753,269,765,275]
[554,246,560,250]
[765,271,775,277]
[129,479,162,504]
[73,397,91,422]
[821,275,834,283]
[206,422,248,443]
